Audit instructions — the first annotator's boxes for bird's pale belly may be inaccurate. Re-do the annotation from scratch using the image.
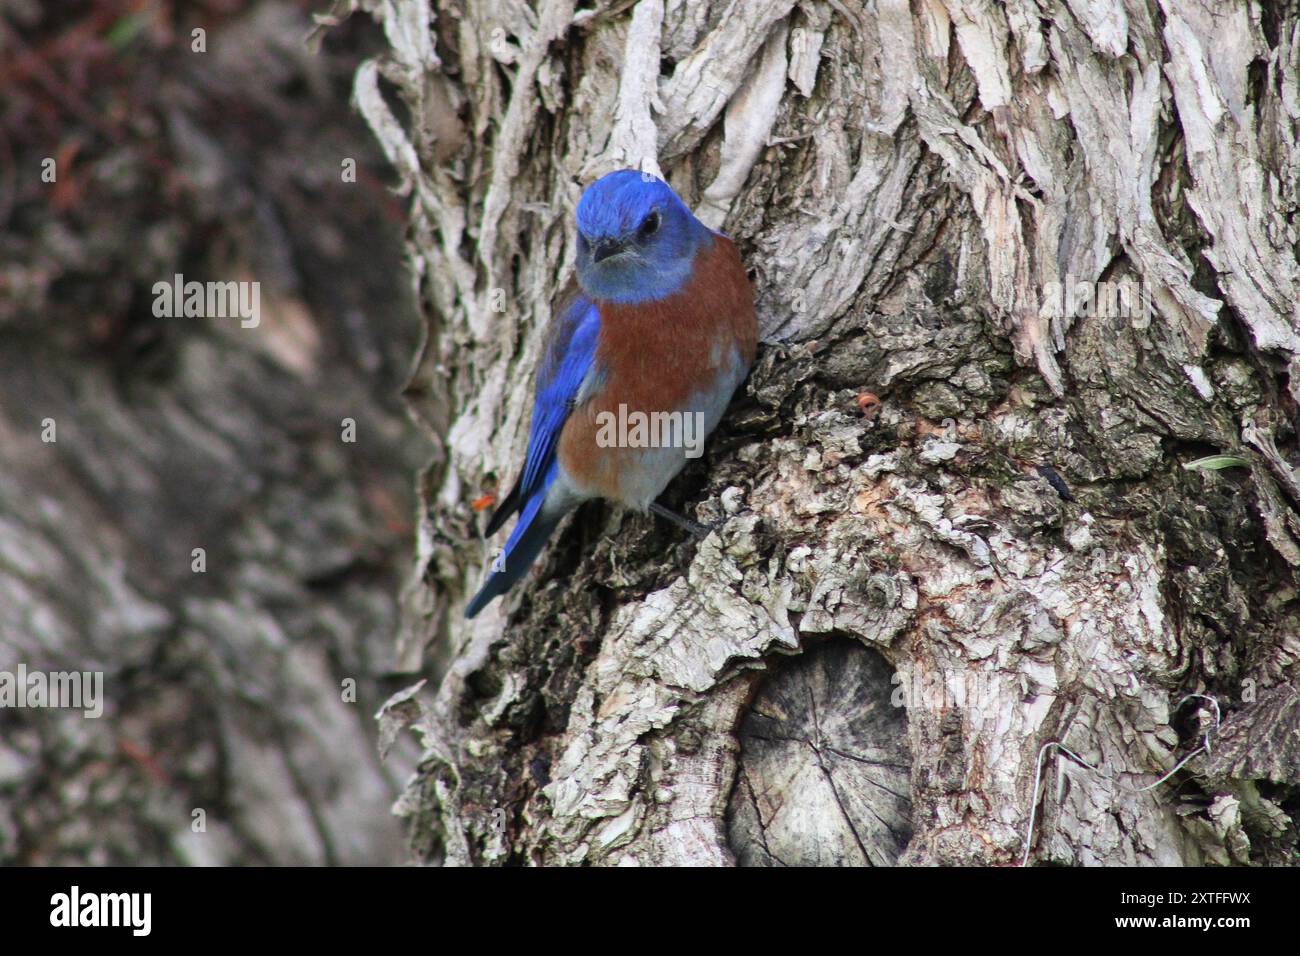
[560,345,746,510]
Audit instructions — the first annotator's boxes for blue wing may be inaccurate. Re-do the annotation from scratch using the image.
[483,281,600,535]
[466,283,600,618]
[517,288,601,508]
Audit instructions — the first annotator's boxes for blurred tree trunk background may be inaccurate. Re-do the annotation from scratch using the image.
[356,0,1300,866]
[0,0,425,864]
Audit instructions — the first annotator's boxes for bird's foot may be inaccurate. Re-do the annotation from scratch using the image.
[648,501,714,538]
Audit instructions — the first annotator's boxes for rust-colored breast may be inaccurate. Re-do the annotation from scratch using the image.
[558,233,757,505]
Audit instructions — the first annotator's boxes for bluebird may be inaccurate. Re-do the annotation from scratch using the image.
[464,169,757,618]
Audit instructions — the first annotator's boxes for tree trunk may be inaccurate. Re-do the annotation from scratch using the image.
[354,0,1300,865]
[0,2,421,865]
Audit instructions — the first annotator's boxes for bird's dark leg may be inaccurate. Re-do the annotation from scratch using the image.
[649,501,712,538]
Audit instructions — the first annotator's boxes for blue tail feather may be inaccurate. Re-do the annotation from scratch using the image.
[464,467,568,618]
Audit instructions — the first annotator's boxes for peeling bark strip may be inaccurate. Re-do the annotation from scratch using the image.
[351,0,1300,865]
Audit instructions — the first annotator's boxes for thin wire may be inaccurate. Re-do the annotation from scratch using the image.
[1020,695,1222,867]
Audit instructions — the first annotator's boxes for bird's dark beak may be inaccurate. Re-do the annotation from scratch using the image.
[592,239,625,263]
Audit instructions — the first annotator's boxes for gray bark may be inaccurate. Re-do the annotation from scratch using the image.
[353,0,1300,865]
[0,2,421,864]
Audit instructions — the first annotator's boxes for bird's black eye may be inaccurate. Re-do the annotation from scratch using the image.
[638,211,660,239]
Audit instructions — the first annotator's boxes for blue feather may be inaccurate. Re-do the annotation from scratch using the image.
[518,294,600,502]
[464,461,569,619]
[574,170,711,304]
[466,289,600,618]
[466,168,732,618]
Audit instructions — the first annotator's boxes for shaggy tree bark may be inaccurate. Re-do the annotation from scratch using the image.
[0,2,421,864]
[348,0,1300,865]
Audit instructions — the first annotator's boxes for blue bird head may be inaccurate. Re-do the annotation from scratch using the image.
[574,169,711,304]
